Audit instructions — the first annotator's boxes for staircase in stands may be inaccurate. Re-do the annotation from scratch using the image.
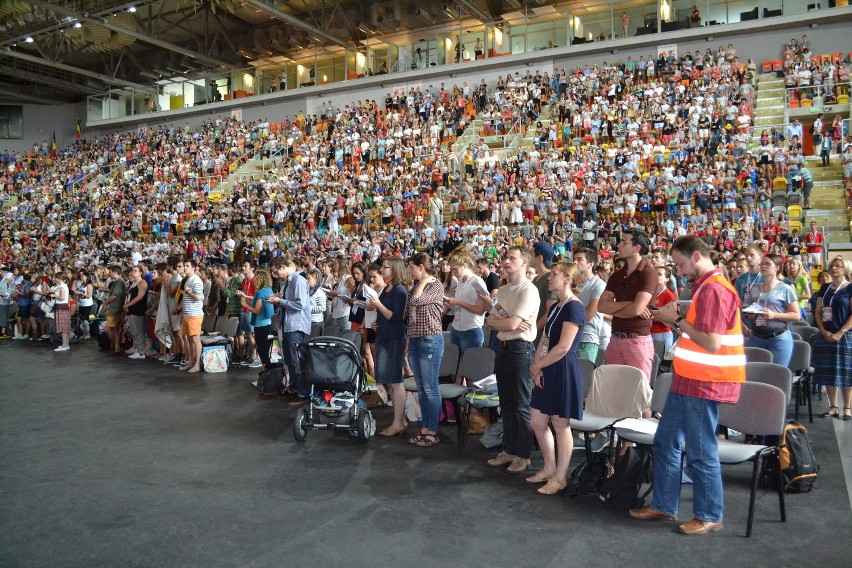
[754,73,849,288]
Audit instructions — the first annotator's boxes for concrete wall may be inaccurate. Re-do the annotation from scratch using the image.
[2,103,85,154]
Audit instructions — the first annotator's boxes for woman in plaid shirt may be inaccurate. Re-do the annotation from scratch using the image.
[405,253,445,447]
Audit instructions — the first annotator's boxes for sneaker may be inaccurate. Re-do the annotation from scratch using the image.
[124,347,137,354]
[487,452,516,467]
[573,434,586,450]
[165,354,181,364]
[0,334,10,339]
[128,352,146,360]
[248,358,263,368]
[143,349,159,357]
[172,359,187,367]
[41,334,51,340]
[187,366,201,373]
[179,364,192,371]
[506,457,531,473]
[54,346,70,352]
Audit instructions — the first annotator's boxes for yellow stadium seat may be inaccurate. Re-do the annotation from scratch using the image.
[773,177,788,191]
[789,220,803,234]
[788,205,802,220]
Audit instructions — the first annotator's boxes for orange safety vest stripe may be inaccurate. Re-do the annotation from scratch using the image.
[673,273,746,383]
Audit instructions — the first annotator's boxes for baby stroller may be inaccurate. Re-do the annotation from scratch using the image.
[293,336,375,443]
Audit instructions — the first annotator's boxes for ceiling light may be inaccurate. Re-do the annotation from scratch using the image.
[24,37,33,43]
[73,21,82,28]
[127,6,137,12]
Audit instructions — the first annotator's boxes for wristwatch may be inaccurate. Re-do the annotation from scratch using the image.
[672,316,685,330]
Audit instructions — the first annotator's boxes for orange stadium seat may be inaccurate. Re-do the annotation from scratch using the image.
[762,61,772,73]
[772,59,782,71]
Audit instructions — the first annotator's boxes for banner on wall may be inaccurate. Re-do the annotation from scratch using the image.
[231,109,243,121]
[657,43,677,59]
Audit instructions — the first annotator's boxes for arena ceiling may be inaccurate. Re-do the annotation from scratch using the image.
[0,0,576,105]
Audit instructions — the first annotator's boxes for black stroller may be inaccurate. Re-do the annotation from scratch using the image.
[293,336,375,443]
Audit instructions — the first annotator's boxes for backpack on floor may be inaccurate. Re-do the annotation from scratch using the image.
[570,451,612,496]
[777,420,819,493]
[599,445,653,510]
[257,363,285,397]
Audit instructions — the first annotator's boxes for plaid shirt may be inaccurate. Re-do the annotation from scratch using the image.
[671,269,741,404]
[406,280,444,338]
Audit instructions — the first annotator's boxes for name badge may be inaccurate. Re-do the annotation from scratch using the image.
[540,337,549,356]
[822,306,833,322]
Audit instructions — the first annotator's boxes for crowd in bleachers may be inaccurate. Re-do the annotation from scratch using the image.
[1,39,849,355]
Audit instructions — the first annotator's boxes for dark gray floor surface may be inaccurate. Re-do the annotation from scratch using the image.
[1,340,851,568]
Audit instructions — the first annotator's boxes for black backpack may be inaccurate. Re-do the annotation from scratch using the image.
[778,421,819,493]
[257,363,285,397]
[762,420,819,493]
[569,452,612,496]
[599,446,653,510]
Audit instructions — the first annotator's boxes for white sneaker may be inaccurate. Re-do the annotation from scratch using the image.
[248,358,263,368]
[54,346,70,352]
[125,347,137,354]
[128,352,146,360]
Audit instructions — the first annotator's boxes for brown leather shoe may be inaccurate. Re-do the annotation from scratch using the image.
[678,519,724,535]
[629,506,677,521]
[506,457,531,473]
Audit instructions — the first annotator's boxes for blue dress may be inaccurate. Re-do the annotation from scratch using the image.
[531,299,586,420]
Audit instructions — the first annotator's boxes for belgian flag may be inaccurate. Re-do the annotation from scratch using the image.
[51,131,57,158]
[76,119,81,139]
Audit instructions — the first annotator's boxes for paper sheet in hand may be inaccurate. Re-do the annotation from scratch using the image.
[742,303,764,314]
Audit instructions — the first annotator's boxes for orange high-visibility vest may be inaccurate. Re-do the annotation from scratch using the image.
[673,272,746,383]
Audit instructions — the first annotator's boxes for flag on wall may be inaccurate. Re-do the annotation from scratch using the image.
[51,131,57,158]
[76,119,81,139]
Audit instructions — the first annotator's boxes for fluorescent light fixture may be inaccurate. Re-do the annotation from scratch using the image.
[73,21,82,28]
[127,6,137,12]
[24,36,33,43]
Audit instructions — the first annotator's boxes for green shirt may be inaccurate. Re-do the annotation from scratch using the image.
[107,279,126,316]
[222,274,244,317]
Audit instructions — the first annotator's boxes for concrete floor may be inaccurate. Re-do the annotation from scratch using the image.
[1,340,851,568]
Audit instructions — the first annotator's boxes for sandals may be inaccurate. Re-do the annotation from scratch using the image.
[525,470,554,484]
[537,478,568,495]
[844,407,852,421]
[822,406,840,418]
[408,432,439,447]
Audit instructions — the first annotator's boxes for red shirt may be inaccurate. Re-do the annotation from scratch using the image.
[805,230,823,253]
[671,269,742,403]
[240,277,255,313]
[650,287,677,334]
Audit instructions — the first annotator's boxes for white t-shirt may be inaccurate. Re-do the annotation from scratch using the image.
[452,275,487,331]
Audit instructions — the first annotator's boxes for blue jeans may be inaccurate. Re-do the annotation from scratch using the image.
[652,391,724,522]
[495,340,534,459]
[408,334,444,432]
[652,331,673,357]
[282,330,307,396]
[747,330,792,367]
[450,325,483,354]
